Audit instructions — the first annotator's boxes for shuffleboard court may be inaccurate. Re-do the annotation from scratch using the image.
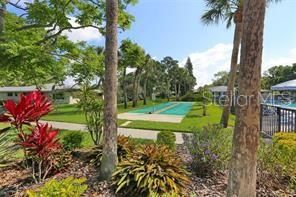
[129,102,174,114]
[159,102,193,115]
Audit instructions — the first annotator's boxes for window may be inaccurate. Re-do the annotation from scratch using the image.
[7,93,13,97]
[53,93,65,100]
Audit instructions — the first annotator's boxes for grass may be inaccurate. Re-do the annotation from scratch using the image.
[121,103,235,132]
[42,99,167,124]
[4,100,235,133]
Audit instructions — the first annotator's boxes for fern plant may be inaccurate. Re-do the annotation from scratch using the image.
[112,144,190,196]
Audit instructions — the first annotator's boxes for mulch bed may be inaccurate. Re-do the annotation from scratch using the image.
[0,146,295,197]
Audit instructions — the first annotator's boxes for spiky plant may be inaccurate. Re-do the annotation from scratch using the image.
[112,144,191,196]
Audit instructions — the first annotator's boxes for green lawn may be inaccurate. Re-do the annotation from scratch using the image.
[42,101,234,133]
[42,99,167,124]
[121,103,235,132]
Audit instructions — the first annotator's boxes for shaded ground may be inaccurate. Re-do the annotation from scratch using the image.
[1,145,293,197]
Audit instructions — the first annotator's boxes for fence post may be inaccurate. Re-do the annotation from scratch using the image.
[260,104,262,131]
[277,107,281,133]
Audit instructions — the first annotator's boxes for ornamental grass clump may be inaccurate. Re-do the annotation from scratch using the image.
[187,124,232,177]
[112,144,190,196]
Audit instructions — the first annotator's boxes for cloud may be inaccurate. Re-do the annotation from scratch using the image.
[63,17,103,44]
[180,43,233,87]
[262,48,296,72]
[181,44,296,88]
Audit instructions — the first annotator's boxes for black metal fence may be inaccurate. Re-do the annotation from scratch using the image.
[260,104,296,136]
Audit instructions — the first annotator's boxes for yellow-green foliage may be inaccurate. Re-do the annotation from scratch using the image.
[112,144,191,196]
[274,132,296,150]
[259,132,296,190]
[156,131,176,150]
[26,177,87,197]
[274,132,296,141]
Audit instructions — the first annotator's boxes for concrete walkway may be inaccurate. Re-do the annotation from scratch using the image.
[40,120,185,144]
[118,113,184,123]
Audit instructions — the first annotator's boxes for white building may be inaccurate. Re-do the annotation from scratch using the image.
[0,83,80,104]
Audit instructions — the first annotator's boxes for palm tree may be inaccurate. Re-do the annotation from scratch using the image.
[226,0,266,195]
[99,0,118,180]
[202,0,244,128]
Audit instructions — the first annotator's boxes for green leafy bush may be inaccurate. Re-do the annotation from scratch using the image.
[156,131,176,150]
[112,144,190,196]
[258,132,296,190]
[91,135,133,166]
[78,83,103,145]
[180,92,195,101]
[26,177,87,197]
[187,124,232,177]
[62,131,84,151]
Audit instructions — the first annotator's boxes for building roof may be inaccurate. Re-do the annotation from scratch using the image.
[0,83,80,93]
[271,79,296,91]
[208,86,228,92]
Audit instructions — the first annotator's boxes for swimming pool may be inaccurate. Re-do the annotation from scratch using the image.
[129,102,193,116]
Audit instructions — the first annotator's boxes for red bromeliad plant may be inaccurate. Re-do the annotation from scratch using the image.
[1,91,52,133]
[21,123,60,159]
[0,91,61,182]
[20,123,61,182]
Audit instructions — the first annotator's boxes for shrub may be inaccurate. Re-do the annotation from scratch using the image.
[0,91,63,183]
[112,144,190,196]
[26,177,87,197]
[156,131,176,150]
[91,135,133,166]
[62,131,84,151]
[187,124,232,177]
[180,92,195,101]
[78,83,103,145]
[20,123,61,182]
[258,132,296,190]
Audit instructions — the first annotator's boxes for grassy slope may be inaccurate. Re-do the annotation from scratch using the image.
[122,103,235,132]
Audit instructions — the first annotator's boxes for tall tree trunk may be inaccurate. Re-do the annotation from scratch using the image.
[220,21,243,128]
[100,0,118,181]
[0,3,6,36]
[178,83,181,98]
[132,69,141,107]
[167,80,170,101]
[143,76,148,105]
[227,0,266,196]
[174,82,178,101]
[122,67,128,109]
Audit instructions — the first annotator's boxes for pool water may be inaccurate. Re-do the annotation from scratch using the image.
[129,102,193,116]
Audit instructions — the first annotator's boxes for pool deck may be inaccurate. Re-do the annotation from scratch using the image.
[118,113,184,123]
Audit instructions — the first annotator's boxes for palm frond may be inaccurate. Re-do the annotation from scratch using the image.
[201,0,239,27]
